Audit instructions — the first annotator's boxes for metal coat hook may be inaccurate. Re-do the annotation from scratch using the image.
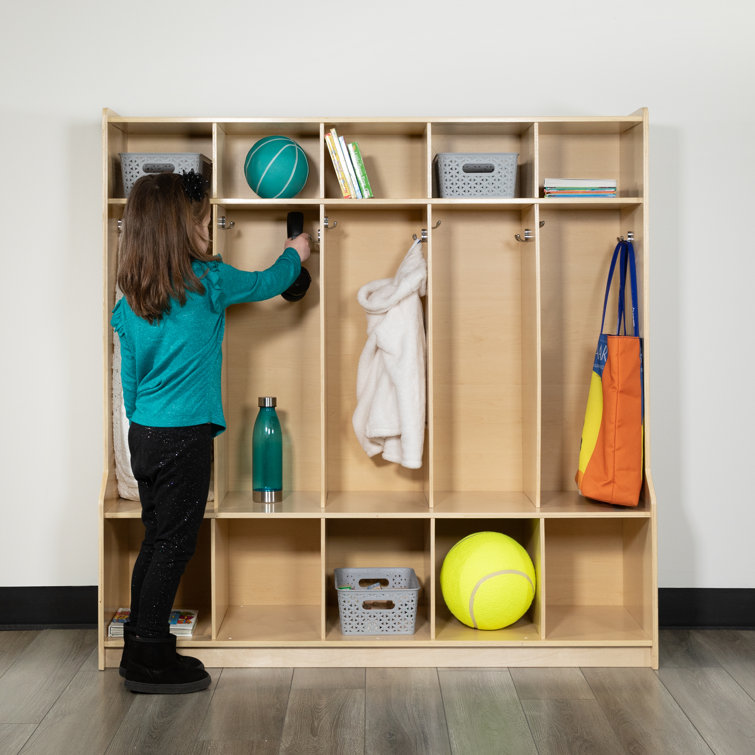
[515,220,545,242]
[218,216,235,230]
[515,228,534,242]
[117,219,123,233]
[617,231,634,243]
[318,216,338,243]
[413,220,441,242]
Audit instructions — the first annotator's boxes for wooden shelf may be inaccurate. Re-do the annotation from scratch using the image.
[539,491,652,517]
[213,197,323,207]
[217,491,321,517]
[545,605,652,644]
[324,491,429,517]
[432,492,537,517]
[104,496,217,518]
[103,497,142,518]
[103,612,214,646]
[536,198,643,208]
[434,615,540,643]
[119,197,642,209]
[215,605,321,643]
[100,110,656,669]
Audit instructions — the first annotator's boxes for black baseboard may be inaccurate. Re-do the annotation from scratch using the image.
[1,586,753,629]
[658,588,754,629]
[0,586,98,628]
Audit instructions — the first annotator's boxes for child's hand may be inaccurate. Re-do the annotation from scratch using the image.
[286,234,311,263]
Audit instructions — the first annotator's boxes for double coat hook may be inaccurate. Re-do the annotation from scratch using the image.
[413,220,442,242]
[515,220,545,242]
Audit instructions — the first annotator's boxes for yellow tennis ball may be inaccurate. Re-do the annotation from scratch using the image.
[440,531,536,630]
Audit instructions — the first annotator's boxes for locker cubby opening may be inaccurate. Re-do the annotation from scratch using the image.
[105,120,214,201]
[213,518,322,642]
[434,518,542,642]
[214,208,322,515]
[430,208,539,514]
[430,121,536,199]
[324,121,428,200]
[544,518,653,643]
[215,121,321,200]
[538,206,651,513]
[101,518,213,643]
[323,208,430,514]
[537,118,644,199]
[324,518,431,640]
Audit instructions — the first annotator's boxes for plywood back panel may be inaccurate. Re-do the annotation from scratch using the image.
[539,210,625,492]
[431,210,525,493]
[325,519,430,607]
[324,208,428,493]
[222,519,321,606]
[546,519,634,606]
[223,211,322,495]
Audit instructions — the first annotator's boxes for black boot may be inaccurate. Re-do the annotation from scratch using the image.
[119,623,205,678]
[124,634,211,694]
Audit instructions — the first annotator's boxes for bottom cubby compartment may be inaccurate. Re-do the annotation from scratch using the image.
[543,517,654,643]
[434,518,542,642]
[324,518,431,640]
[101,518,213,642]
[213,518,322,642]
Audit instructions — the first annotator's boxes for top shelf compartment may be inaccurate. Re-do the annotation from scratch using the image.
[104,119,214,201]
[216,121,322,201]
[324,121,428,201]
[538,118,645,199]
[104,114,646,203]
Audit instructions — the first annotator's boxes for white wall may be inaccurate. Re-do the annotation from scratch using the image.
[0,0,752,588]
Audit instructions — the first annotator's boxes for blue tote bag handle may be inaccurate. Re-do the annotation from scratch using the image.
[600,240,639,337]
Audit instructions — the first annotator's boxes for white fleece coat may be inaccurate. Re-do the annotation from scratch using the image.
[352,240,427,469]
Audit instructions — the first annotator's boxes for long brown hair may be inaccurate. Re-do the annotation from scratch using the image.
[117,172,214,323]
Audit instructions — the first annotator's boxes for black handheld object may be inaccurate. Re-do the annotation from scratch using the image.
[281,211,311,302]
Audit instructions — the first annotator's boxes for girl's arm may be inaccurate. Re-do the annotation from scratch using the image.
[213,247,303,307]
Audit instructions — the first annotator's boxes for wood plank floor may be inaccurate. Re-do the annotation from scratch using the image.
[0,629,753,754]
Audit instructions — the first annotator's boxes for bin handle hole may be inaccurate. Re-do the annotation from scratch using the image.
[142,162,176,173]
[358,578,389,589]
[362,600,395,610]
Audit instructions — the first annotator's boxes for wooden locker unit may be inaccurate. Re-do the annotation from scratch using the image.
[100,109,657,668]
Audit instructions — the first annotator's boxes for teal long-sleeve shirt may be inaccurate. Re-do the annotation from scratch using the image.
[111,249,300,435]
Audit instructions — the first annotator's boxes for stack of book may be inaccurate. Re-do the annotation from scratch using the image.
[544,178,617,198]
[325,128,373,198]
[107,608,199,638]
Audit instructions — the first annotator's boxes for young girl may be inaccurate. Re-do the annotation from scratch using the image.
[112,170,310,693]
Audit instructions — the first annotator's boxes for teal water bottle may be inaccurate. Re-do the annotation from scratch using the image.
[252,396,282,503]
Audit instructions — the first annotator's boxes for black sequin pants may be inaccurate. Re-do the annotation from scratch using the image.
[128,422,214,638]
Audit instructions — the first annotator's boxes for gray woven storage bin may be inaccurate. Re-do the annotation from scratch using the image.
[335,567,420,635]
[120,153,212,197]
[434,152,518,197]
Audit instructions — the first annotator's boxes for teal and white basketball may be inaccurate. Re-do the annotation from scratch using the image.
[243,136,309,199]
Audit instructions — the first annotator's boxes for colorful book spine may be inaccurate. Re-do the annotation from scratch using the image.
[335,132,361,198]
[349,142,373,198]
[325,131,351,198]
[326,129,375,199]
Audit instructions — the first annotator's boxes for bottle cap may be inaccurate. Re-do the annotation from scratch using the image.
[258,396,277,407]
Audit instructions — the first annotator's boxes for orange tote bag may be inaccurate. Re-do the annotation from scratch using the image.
[576,240,644,506]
